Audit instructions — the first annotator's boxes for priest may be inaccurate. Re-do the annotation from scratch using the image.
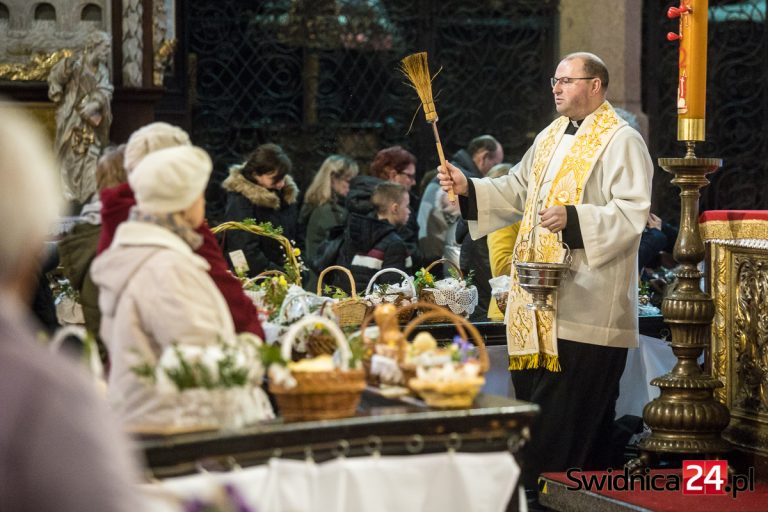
[438,52,653,487]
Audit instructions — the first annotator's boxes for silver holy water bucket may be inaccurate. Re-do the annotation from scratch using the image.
[513,235,572,311]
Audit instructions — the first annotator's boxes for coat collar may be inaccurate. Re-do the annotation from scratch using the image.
[221,163,299,209]
[112,221,208,270]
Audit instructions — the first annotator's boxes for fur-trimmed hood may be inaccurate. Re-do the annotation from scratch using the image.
[221,163,299,209]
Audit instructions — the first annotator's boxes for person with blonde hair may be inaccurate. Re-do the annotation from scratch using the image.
[0,104,141,511]
[299,154,358,286]
[97,122,264,339]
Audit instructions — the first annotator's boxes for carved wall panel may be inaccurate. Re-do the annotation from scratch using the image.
[0,0,111,76]
[708,241,768,455]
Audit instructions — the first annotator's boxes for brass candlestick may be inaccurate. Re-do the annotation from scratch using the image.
[628,144,730,471]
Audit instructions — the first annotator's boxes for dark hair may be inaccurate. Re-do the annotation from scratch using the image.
[242,143,292,181]
[369,145,416,180]
[564,52,610,91]
[467,135,500,157]
[372,182,407,214]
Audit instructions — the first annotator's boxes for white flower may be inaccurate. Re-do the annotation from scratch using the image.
[268,363,297,389]
[175,344,204,365]
[200,345,225,380]
[157,346,182,372]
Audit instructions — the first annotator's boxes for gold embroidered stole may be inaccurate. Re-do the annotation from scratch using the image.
[506,101,625,371]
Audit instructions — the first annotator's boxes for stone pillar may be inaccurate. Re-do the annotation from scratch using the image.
[558,0,648,139]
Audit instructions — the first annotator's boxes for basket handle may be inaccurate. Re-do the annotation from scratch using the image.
[277,290,334,323]
[243,270,289,289]
[364,268,416,296]
[211,221,302,286]
[317,265,358,298]
[280,315,351,370]
[423,258,463,280]
[398,301,489,373]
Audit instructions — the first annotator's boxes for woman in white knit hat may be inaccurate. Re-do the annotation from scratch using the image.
[98,122,265,338]
[91,146,273,427]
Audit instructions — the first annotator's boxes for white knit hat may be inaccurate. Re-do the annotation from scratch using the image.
[129,146,212,213]
[124,122,191,173]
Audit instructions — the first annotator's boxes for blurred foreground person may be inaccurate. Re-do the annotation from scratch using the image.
[0,104,140,511]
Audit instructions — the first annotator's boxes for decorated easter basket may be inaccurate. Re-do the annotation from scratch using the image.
[268,316,365,422]
[317,265,370,327]
[416,259,478,322]
[363,268,417,324]
[276,290,337,358]
[398,302,489,388]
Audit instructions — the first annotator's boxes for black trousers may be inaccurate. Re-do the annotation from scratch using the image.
[511,338,628,488]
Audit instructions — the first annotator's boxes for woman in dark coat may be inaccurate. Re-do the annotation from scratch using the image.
[221,143,301,276]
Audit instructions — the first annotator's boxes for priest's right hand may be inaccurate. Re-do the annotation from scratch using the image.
[437,161,468,196]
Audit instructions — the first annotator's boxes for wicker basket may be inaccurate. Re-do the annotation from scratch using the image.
[276,291,336,358]
[364,268,417,324]
[211,221,302,286]
[417,259,478,322]
[268,316,365,422]
[408,378,485,409]
[317,265,370,327]
[398,303,490,386]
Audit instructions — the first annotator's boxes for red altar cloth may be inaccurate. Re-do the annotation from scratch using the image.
[699,210,768,241]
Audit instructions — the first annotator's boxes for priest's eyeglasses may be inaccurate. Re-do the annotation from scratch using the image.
[550,76,596,87]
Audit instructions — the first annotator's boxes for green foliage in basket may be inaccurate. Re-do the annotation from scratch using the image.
[323,284,349,300]
[242,218,283,236]
[131,337,260,391]
[448,266,475,287]
[413,267,436,293]
[258,342,287,367]
[260,275,290,320]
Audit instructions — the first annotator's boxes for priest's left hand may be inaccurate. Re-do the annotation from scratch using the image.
[539,206,567,233]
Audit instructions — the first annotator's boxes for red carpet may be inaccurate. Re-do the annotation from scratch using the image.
[541,469,768,512]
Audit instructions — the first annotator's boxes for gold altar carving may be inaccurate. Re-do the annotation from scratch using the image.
[0,50,72,82]
[707,240,768,455]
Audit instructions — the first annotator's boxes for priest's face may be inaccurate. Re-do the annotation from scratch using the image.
[552,57,599,120]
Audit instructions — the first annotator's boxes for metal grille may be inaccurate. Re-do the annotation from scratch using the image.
[188,0,558,218]
[643,0,768,221]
